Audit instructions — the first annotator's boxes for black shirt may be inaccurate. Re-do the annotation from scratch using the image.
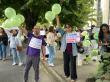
[0,34,8,46]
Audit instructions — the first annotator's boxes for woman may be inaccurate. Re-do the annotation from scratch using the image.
[98,24,110,52]
[46,26,56,66]
[9,29,23,66]
[97,24,110,80]
[61,24,77,82]
[0,27,8,61]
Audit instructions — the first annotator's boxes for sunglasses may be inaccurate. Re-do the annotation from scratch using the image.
[102,28,107,30]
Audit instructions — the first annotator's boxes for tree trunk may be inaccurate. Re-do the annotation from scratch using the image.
[22,8,38,30]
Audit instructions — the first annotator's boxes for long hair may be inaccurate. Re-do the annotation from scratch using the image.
[0,27,7,35]
[49,26,54,32]
[10,29,19,36]
[64,23,72,28]
[98,24,110,41]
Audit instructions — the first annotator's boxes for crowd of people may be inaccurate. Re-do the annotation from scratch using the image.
[0,23,110,82]
[0,27,24,66]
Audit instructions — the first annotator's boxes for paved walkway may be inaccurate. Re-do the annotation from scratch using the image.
[42,50,98,82]
[0,55,58,82]
[0,48,98,82]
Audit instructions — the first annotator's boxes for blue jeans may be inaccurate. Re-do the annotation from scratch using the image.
[11,48,22,63]
[47,45,55,64]
[0,43,7,60]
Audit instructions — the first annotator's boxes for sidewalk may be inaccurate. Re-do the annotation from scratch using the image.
[42,50,98,82]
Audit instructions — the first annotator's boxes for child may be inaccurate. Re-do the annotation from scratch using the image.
[9,29,23,66]
[23,26,46,82]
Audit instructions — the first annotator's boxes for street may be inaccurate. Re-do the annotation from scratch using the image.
[0,58,57,82]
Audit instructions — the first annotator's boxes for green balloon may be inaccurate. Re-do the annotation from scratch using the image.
[5,7,16,18]
[91,49,98,56]
[81,31,89,36]
[85,35,89,40]
[45,11,55,22]
[52,4,61,15]
[2,19,12,28]
[16,14,25,23]
[83,40,91,47]
[94,32,99,40]
[10,15,21,27]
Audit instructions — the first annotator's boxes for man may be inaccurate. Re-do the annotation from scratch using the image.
[23,26,46,82]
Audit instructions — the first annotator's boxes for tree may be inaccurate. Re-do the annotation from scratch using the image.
[0,0,95,29]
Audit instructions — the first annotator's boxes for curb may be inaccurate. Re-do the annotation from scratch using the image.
[41,60,67,82]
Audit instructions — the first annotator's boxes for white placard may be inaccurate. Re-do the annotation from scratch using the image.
[29,37,42,49]
[40,30,46,35]
[66,32,80,43]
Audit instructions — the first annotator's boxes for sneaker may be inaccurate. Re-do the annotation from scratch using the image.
[49,63,55,67]
[18,63,23,66]
[71,79,76,82]
[64,76,70,80]
[12,63,17,66]
[24,80,28,82]
[64,75,69,78]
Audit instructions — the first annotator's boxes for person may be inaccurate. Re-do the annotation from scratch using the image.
[56,30,62,50]
[46,26,56,67]
[98,24,110,53]
[76,29,85,66]
[61,24,77,82]
[97,24,110,80]
[9,29,23,66]
[0,27,8,61]
[23,26,46,82]
[40,27,46,61]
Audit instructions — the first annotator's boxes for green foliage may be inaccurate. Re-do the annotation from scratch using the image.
[61,0,96,26]
[95,79,103,82]
[91,49,98,56]
[103,80,110,82]
[96,52,110,81]
[0,0,95,29]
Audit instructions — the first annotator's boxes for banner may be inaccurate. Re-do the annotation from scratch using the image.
[40,30,46,35]
[29,37,42,49]
[66,32,80,43]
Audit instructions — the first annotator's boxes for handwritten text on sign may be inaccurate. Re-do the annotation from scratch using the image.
[66,33,80,43]
[29,37,42,49]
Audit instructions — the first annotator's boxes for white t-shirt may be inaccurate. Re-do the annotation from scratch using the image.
[46,32,55,45]
[9,35,22,48]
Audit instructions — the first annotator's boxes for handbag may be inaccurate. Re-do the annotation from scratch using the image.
[77,46,84,54]
[15,37,23,51]
[77,42,84,54]
[16,45,23,51]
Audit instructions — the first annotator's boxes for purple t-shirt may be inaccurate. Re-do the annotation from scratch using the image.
[26,33,46,56]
